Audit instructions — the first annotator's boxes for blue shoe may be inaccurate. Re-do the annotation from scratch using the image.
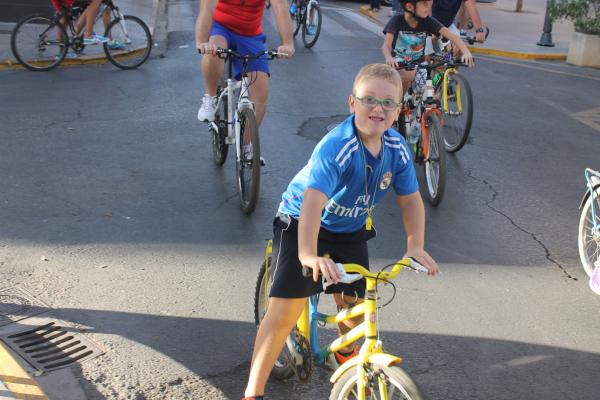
[84,33,109,45]
[307,24,316,36]
[107,40,126,50]
[289,3,297,14]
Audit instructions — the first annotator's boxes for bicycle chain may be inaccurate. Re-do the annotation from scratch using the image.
[286,329,312,382]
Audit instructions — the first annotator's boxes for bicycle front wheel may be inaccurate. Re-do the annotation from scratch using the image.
[442,73,473,153]
[211,81,229,166]
[103,15,152,69]
[236,107,261,214]
[578,190,600,277]
[330,363,425,400]
[254,258,295,380]
[423,113,446,206]
[11,15,67,71]
[301,3,322,48]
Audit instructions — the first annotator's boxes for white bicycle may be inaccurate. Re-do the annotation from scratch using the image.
[205,47,281,214]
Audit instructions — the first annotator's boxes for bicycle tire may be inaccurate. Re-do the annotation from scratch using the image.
[578,190,600,277]
[211,81,229,166]
[254,258,295,380]
[103,15,152,69]
[292,6,303,36]
[330,363,425,400]
[442,73,473,153]
[236,107,261,214]
[423,113,446,206]
[301,3,322,48]
[11,15,67,72]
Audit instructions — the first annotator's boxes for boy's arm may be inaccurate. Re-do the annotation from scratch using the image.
[439,26,474,66]
[382,33,398,68]
[298,188,341,284]
[463,0,486,43]
[195,0,218,54]
[269,0,295,58]
[395,192,439,275]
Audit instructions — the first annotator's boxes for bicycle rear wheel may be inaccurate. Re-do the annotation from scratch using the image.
[103,15,152,69]
[423,113,446,206]
[254,258,295,380]
[442,73,473,153]
[301,3,322,48]
[211,81,229,166]
[292,6,303,36]
[330,363,425,400]
[578,190,600,277]
[11,15,67,71]
[236,107,261,214]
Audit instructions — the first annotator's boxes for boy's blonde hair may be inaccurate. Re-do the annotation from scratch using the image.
[352,63,403,100]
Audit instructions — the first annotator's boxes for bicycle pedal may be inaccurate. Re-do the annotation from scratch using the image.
[260,157,266,166]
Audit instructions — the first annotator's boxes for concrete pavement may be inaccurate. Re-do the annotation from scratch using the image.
[0,0,166,69]
[360,0,574,60]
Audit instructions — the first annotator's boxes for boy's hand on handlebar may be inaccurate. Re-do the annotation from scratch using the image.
[197,42,217,55]
[475,30,487,43]
[461,49,474,67]
[404,248,439,276]
[301,255,341,283]
[276,44,295,59]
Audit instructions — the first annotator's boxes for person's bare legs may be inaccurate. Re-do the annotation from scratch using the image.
[245,297,306,397]
[247,71,269,126]
[83,0,102,37]
[201,35,227,96]
[399,69,417,97]
[333,293,364,353]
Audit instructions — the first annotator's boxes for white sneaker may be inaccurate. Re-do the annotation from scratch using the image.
[197,94,217,122]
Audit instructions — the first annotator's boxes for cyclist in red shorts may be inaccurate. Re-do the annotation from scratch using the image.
[195,0,294,129]
[51,0,108,45]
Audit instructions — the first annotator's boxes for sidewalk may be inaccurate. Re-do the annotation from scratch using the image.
[360,0,573,60]
[0,0,163,69]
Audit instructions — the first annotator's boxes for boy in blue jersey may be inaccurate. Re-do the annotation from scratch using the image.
[243,64,439,400]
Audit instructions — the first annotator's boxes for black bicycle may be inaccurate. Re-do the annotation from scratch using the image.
[290,0,322,48]
[11,0,152,71]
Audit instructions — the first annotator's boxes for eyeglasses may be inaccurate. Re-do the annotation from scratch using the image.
[353,95,401,111]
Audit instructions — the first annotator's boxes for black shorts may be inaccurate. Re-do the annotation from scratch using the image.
[269,213,375,299]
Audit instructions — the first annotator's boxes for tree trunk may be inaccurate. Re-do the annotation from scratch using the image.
[515,0,523,12]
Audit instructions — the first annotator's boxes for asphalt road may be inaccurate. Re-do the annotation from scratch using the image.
[1,1,600,399]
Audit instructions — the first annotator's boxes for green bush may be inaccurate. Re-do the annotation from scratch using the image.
[549,0,600,35]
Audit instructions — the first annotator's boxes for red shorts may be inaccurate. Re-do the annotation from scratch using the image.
[51,0,76,11]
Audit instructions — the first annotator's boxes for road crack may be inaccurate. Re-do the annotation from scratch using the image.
[465,169,576,280]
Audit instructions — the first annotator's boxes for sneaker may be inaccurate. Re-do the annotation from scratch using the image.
[197,94,218,122]
[56,51,78,60]
[83,33,109,45]
[107,39,126,50]
[289,3,297,14]
[325,348,359,370]
[589,263,600,295]
[306,24,317,36]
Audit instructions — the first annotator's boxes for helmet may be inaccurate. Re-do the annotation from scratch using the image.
[399,0,429,21]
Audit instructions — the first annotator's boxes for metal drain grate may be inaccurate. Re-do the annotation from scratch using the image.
[0,286,48,327]
[1,321,103,372]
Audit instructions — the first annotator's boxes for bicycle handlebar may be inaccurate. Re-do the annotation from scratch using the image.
[395,57,469,71]
[301,257,428,280]
[463,27,491,45]
[196,47,284,60]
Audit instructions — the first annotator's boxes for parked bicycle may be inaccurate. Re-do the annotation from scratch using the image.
[578,168,600,294]
[433,28,489,153]
[290,0,322,48]
[205,47,281,214]
[11,0,152,71]
[255,240,429,399]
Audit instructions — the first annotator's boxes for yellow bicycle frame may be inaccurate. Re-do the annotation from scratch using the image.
[261,244,411,400]
[442,67,462,115]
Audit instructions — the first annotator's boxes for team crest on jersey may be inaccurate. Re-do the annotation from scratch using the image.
[380,171,392,190]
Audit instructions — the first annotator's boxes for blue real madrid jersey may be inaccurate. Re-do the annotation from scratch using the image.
[278,115,418,233]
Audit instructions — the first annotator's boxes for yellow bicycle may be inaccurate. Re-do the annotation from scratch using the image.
[254,241,427,400]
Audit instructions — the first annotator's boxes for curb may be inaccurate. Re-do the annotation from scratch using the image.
[0,0,167,71]
[0,341,48,400]
[357,6,568,62]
